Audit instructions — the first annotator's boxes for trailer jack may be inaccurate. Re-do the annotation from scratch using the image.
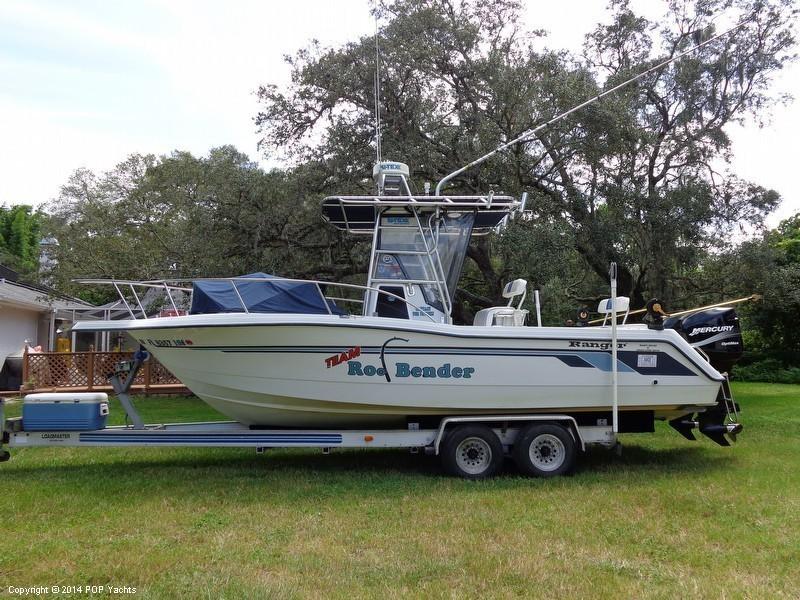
[109,348,149,430]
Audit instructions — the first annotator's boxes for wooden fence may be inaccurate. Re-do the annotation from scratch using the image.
[22,349,187,395]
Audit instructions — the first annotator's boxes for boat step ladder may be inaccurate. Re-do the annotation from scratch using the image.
[721,373,740,425]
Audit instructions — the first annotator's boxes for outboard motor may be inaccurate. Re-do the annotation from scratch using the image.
[664,307,743,374]
[665,307,744,446]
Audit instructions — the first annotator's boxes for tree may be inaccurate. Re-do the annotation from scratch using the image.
[0,204,43,275]
[43,147,366,302]
[688,211,800,366]
[749,213,800,355]
[576,0,791,304]
[255,0,796,317]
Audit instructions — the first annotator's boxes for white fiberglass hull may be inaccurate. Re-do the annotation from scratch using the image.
[76,314,723,427]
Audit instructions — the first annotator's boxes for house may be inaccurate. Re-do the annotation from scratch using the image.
[0,265,97,389]
[0,262,190,391]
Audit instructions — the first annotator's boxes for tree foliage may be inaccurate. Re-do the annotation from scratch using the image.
[686,210,800,368]
[44,147,366,302]
[0,204,43,275]
[749,213,800,354]
[256,0,796,316]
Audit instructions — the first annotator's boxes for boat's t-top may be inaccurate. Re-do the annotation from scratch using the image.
[322,161,526,324]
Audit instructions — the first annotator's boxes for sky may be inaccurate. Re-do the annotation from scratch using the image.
[0,0,797,226]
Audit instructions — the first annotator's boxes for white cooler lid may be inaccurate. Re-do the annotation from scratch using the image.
[24,392,109,404]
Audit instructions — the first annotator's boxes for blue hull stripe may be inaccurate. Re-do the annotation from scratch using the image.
[162,345,692,375]
[132,321,722,381]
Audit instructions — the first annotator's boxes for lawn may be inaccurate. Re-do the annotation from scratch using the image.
[1,383,798,599]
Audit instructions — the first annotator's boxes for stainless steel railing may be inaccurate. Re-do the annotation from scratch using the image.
[74,276,439,323]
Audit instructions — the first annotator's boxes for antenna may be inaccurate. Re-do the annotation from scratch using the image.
[373,13,382,164]
[434,19,749,195]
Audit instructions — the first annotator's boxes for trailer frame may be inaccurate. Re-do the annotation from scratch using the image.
[0,348,619,476]
[1,413,615,451]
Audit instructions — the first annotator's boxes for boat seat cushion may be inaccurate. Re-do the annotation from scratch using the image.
[473,307,529,327]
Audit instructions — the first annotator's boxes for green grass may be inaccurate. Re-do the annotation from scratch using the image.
[1,383,799,599]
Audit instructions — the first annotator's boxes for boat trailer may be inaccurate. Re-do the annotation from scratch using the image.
[0,349,624,478]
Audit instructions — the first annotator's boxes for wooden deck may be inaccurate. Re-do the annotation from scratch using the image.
[16,349,190,396]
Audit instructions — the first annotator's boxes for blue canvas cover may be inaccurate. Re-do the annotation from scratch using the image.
[190,273,344,315]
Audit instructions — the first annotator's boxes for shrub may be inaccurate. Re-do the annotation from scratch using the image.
[734,359,800,384]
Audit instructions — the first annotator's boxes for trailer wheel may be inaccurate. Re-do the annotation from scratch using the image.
[441,425,503,479]
[513,423,575,477]
[0,450,9,463]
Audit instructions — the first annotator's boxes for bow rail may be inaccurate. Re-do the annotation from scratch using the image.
[73,276,439,323]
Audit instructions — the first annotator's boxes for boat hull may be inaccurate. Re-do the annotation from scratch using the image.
[81,314,725,427]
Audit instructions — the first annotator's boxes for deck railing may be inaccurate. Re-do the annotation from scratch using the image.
[22,349,184,394]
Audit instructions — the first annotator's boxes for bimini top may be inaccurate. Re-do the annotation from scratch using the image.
[321,193,523,235]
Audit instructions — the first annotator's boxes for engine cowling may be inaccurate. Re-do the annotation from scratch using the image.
[664,307,743,374]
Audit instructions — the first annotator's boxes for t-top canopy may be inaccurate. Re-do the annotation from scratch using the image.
[190,273,344,315]
[321,194,522,235]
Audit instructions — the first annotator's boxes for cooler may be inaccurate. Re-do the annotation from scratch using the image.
[22,393,109,431]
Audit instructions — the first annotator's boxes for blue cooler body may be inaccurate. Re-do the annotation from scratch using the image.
[22,393,109,431]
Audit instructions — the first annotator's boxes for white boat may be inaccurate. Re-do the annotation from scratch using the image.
[73,161,743,444]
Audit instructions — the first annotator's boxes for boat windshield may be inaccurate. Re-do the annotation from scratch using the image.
[437,212,475,299]
[374,212,475,311]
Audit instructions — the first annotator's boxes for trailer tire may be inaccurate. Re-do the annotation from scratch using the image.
[440,425,503,479]
[0,450,9,463]
[513,423,575,477]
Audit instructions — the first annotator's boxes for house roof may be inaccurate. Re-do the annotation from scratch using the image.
[0,264,94,313]
[0,264,20,282]
[0,264,193,320]
[0,279,94,312]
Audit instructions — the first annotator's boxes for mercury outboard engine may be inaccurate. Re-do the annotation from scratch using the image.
[664,307,743,374]
[664,307,744,446]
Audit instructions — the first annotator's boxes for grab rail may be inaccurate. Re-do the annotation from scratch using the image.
[322,194,523,237]
[326,194,520,207]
